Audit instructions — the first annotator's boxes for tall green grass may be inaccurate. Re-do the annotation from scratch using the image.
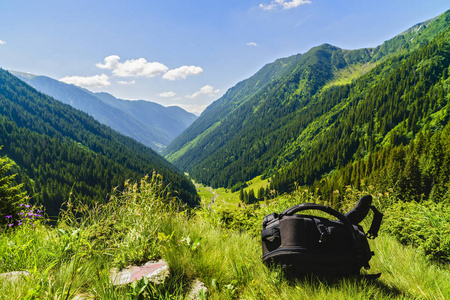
[1,176,449,299]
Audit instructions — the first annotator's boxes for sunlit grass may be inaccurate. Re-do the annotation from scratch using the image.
[1,176,449,299]
[322,62,377,90]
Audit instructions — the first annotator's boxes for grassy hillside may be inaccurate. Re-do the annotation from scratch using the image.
[1,176,449,299]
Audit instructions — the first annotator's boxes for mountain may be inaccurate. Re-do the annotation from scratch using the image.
[9,72,197,152]
[0,69,199,216]
[164,10,450,201]
[91,91,197,149]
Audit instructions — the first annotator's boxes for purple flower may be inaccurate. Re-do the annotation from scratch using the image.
[17,212,23,216]
[7,223,13,227]
[37,210,43,213]
[17,222,22,226]
[18,204,25,207]
[5,215,12,218]
[25,205,31,208]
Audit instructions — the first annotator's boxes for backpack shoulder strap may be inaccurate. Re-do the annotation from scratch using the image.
[367,205,383,239]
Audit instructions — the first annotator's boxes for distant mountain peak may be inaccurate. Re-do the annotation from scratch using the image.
[9,70,38,80]
[398,17,437,36]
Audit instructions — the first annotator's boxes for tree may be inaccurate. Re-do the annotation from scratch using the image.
[248,189,256,204]
[0,146,26,225]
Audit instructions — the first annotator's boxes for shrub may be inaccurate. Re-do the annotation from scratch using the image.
[383,200,450,262]
[0,147,27,225]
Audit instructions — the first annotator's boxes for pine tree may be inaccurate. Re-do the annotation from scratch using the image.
[243,190,249,204]
[0,147,26,225]
[248,189,256,204]
[239,188,244,202]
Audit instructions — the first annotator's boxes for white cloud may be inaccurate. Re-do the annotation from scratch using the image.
[247,42,258,47]
[0,40,6,45]
[162,65,203,81]
[96,55,168,78]
[158,91,177,98]
[259,0,311,10]
[117,80,136,85]
[186,85,220,99]
[59,74,110,88]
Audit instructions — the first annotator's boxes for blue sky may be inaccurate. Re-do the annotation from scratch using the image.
[0,0,449,115]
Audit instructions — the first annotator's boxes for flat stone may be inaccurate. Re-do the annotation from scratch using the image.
[0,271,30,282]
[72,293,94,300]
[187,279,208,300]
[110,259,169,285]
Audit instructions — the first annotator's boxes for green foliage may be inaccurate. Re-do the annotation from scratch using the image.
[383,200,450,262]
[0,147,26,224]
[0,174,189,299]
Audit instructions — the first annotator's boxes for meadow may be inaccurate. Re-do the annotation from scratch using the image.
[1,174,449,299]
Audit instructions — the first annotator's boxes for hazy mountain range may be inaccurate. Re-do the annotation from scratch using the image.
[10,71,197,152]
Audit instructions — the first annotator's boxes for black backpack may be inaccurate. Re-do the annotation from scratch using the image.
[261,195,383,276]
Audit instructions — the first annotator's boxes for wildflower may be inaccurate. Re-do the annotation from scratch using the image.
[25,205,31,208]
[5,215,12,218]
[17,222,22,226]
[18,204,24,207]
[7,223,13,227]
[17,212,23,216]
[37,210,43,214]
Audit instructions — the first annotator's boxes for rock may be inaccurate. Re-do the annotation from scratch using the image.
[0,271,30,282]
[72,293,94,300]
[110,259,169,285]
[187,279,208,300]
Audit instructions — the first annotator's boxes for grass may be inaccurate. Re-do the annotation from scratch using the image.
[1,175,449,299]
[322,62,377,90]
[195,175,272,210]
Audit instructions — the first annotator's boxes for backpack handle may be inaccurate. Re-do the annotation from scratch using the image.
[280,203,352,227]
[281,202,383,239]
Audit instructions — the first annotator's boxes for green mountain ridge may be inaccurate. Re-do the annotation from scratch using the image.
[0,69,199,216]
[165,9,450,197]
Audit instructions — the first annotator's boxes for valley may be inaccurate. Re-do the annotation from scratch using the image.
[1,5,450,299]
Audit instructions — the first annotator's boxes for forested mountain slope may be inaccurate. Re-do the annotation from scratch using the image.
[165,10,450,196]
[11,72,197,152]
[272,26,450,196]
[0,69,198,216]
